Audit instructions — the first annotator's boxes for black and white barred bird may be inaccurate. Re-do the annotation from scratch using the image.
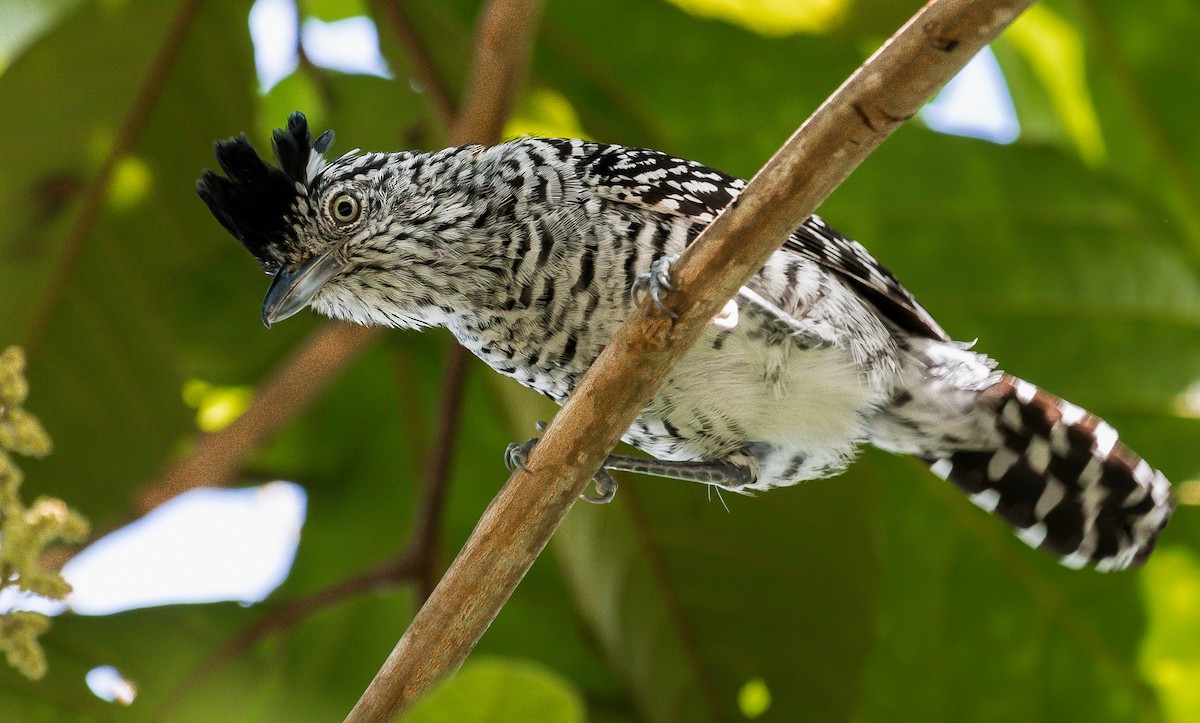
[198,112,1173,571]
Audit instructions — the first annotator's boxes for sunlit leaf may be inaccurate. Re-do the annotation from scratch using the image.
[402,658,586,723]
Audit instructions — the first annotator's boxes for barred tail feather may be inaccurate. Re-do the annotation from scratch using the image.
[927,374,1174,571]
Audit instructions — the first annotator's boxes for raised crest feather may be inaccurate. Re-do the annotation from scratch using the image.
[196,112,333,270]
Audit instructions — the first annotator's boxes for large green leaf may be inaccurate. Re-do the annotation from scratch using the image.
[402,657,586,723]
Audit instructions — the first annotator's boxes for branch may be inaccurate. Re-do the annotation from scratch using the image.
[135,322,377,513]
[345,0,1037,719]
[210,348,466,656]
[449,0,543,145]
[24,0,204,358]
[373,0,457,133]
[408,344,469,603]
[152,347,467,718]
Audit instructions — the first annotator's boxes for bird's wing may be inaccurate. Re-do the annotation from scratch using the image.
[554,140,949,342]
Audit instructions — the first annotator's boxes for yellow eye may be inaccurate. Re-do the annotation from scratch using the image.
[330,193,360,223]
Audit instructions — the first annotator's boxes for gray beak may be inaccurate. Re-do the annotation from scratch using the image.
[261,251,348,327]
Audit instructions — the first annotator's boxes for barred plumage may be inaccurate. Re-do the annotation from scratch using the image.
[198,113,1174,571]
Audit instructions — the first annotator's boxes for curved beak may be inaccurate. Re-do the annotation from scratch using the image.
[261,251,348,327]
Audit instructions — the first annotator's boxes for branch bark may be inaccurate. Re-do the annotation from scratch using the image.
[345,0,1037,719]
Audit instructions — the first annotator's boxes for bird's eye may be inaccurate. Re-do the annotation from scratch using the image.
[329,193,360,224]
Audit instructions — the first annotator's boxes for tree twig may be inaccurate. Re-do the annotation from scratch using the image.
[151,343,467,719]
[449,0,543,145]
[372,0,457,132]
[135,322,378,513]
[24,0,205,358]
[408,343,469,603]
[345,0,1037,720]
[148,552,420,723]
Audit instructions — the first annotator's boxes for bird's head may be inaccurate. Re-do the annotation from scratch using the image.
[197,112,415,327]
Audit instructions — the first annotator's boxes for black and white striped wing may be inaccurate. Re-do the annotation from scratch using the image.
[558,140,948,341]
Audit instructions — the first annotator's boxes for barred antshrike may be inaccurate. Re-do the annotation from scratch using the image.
[198,113,1173,571]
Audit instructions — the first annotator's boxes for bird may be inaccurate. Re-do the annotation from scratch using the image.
[198,112,1173,572]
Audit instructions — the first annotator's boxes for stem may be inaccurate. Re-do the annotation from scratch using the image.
[24,0,205,358]
[135,322,377,513]
[373,0,457,133]
[134,0,536,517]
[346,0,1037,720]
[409,343,469,604]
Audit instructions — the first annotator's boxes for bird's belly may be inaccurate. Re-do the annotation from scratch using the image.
[623,327,885,482]
[464,309,888,484]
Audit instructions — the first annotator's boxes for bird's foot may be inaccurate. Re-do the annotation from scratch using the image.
[504,422,619,504]
[632,254,680,319]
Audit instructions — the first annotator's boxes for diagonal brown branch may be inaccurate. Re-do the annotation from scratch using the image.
[346,0,1038,720]
[24,0,205,359]
[135,321,377,513]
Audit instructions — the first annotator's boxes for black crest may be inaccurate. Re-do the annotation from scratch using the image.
[196,112,335,269]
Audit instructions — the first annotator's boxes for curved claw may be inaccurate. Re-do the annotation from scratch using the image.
[582,468,618,504]
[504,439,536,474]
[632,255,680,319]
[649,284,676,319]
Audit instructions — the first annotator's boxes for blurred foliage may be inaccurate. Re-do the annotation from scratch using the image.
[0,346,89,681]
[0,0,1198,720]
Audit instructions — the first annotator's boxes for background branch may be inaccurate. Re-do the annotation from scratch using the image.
[143,0,543,713]
[346,0,1038,720]
[135,322,378,513]
[134,0,535,517]
[155,345,467,719]
[24,0,203,358]
[373,0,457,132]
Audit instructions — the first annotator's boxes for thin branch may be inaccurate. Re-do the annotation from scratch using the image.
[149,552,421,723]
[153,338,466,710]
[345,0,1037,720]
[152,345,467,718]
[448,0,544,145]
[24,0,205,358]
[149,0,540,712]
[135,322,378,513]
[295,8,336,108]
[1074,0,1200,263]
[408,343,469,603]
[373,0,457,132]
[620,486,723,720]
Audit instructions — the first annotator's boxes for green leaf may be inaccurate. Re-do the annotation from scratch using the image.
[401,657,586,723]
[300,0,371,24]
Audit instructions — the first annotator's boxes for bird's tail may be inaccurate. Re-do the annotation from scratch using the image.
[924,374,1174,571]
